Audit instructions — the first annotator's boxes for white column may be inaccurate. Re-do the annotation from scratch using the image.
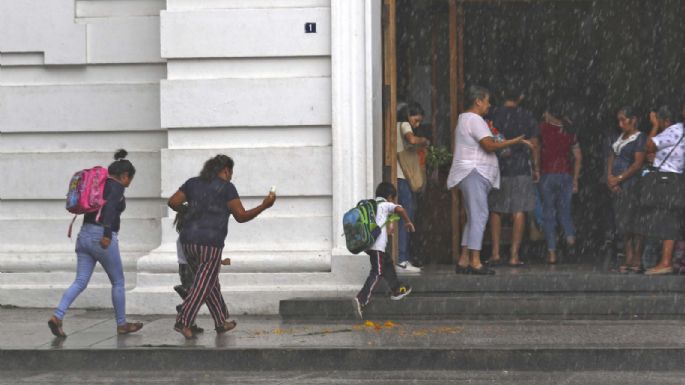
[330,0,381,256]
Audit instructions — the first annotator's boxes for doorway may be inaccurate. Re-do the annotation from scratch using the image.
[383,0,685,266]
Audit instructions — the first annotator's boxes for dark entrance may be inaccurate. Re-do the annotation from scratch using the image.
[388,0,685,265]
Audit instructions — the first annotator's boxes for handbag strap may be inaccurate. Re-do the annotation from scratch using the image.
[655,126,685,172]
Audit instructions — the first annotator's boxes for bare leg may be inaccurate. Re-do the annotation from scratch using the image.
[633,235,644,267]
[624,236,634,267]
[656,240,675,268]
[547,250,557,264]
[469,249,482,269]
[458,246,469,268]
[489,212,502,262]
[510,212,525,264]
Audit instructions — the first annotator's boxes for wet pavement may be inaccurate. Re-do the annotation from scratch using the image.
[3,370,685,385]
[3,265,685,375]
[3,308,685,350]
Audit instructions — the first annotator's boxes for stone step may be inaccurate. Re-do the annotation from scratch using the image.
[5,310,685,372]
[280,293,685,320]
[386,272,685,293]
[3,347,685,372]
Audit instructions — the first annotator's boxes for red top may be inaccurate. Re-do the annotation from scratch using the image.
[540,122,577,175]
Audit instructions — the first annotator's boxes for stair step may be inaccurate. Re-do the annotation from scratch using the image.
[280,293,685,320]
[384,273,685,293]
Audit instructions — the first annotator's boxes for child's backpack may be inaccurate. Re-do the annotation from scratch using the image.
[342,199,383,254]
[65,166,108,237]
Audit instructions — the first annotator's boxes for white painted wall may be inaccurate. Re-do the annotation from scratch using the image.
[0,0,383,314]
[0,0,167,308]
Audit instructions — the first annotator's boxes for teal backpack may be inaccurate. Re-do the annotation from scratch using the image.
[342,198,398,254]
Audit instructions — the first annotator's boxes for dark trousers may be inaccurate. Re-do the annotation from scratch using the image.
[176,244,229,328]
[357,250,401,306]
[179,263,195,290]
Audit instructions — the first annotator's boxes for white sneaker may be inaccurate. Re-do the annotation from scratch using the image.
[353,297,364,319]
[396,261,421,274]
[390,285,412,300]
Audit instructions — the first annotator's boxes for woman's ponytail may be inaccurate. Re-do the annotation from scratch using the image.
[108,148,136,178]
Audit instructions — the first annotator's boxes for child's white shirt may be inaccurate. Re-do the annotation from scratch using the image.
[369,200,400,252]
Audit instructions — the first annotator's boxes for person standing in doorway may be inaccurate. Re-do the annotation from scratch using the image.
[607,107,646,273]
[642,105,685,275]
[396,102,430,273]
[447,86,532,275]
[538,100,582,264]
[168,155,275,339]
[48,150,144,337]
[487,87,540,267]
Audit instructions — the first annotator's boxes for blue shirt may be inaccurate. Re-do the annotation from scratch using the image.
[179,177,240,248]
[492,106,539,177]
[611,131,646,190]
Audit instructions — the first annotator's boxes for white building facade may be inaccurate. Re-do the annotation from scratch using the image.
[0,0,384,314]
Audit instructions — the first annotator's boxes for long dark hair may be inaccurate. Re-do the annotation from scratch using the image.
[199,154,234,181]
[398,102,424,123]
[108,149,136,178]
[617,106,639,129]
[173,211,184,233]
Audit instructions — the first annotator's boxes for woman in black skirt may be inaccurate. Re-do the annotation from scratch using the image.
[642,105,685,275]
[607,107,646,273]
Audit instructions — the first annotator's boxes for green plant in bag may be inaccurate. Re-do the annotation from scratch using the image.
[425,146,452,173]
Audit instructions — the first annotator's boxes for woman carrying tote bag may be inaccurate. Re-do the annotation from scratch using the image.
[395,102,430,273]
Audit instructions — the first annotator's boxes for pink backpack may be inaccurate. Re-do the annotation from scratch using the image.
[65,166,108,237]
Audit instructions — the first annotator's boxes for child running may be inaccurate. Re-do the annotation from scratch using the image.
[354,182,415,319]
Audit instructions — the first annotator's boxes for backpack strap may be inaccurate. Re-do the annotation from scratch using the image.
[67,215,77,238]
[655,125,685,172]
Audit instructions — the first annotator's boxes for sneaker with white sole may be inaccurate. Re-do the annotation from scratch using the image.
[396,261,421,274]
[390,285,412,300]
[353,297,364,319]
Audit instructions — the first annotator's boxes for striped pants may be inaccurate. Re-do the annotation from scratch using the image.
[356,250,401,306]
[176,244,229,328]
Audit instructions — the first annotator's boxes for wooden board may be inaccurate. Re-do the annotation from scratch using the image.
[382,0,399,262]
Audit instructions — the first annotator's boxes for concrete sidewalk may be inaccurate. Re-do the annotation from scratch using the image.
[3,308,685,371]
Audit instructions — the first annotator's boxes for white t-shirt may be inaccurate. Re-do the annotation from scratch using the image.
[652,123,685,174]
[447,112,500,189]
[396,122,414,179]
[369,200,400,252]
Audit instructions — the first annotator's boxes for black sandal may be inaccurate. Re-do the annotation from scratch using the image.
[215,320,237,334]
[48,316,66,338]
[469,265,496,275]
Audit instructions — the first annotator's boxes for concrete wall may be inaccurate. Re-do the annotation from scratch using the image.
[158,0,334,264]
[0,0,166,261]
[0,0,166,311]
[0,0,381,314]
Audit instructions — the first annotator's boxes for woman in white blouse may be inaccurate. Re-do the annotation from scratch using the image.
[447,86,532,275]
[642,105,685,275]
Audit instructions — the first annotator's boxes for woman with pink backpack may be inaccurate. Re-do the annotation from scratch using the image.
[48,149,143,337]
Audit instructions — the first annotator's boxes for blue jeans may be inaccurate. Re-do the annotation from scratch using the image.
[641,238,661,269]
[397,179,415,264]
[54,224,126,326]
[540,174,576,252]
